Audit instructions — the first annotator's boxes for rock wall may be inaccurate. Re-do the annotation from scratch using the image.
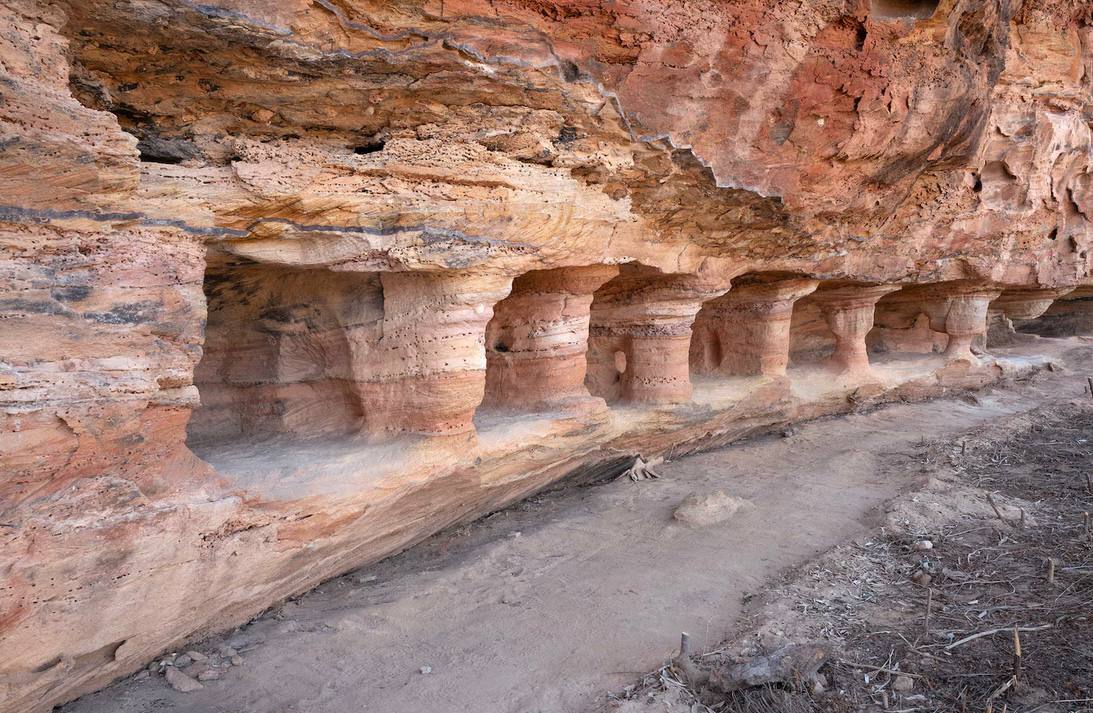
[1,0,1091,710]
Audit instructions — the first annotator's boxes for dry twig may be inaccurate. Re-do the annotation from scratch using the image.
[944,623,1053,651]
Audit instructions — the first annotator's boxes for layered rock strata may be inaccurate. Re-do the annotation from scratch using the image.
[2,0,1092,710]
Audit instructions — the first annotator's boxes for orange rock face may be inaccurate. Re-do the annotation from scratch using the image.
[1,0,1092,710]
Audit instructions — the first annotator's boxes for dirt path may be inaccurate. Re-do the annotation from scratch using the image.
[62,350,1087,713]
[606,357,1093,712]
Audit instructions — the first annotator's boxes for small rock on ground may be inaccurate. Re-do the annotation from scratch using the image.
[181,662,209,679]
[673,491,753,527]
[164,667,204,693]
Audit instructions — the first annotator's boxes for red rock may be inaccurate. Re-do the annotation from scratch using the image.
[1,1,1091,711]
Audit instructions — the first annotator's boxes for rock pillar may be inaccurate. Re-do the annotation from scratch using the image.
[587,269,729,405]
[691,278,819,377]
[483,265,619,412]
[359,271,513,436]
[809,284,900,376]
[920,284,1003,362]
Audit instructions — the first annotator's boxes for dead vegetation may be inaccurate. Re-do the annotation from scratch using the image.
[601,399,1093,713]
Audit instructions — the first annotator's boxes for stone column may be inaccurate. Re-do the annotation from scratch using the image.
[919,284,1003,362]
[357,270,513,436]
[482,265,618,412]
[692,278,819,377]
[809,284,900,376]
[624,331,695,404]
[588,269,729,405]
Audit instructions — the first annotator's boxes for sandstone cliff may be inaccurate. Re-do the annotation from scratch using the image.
[1,1,1091,710]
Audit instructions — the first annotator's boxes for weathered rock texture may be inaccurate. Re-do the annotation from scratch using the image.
[1,0,1091,710]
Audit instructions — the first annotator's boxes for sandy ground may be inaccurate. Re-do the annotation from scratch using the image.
[61,345,1089,713]
[605,354,1093,712]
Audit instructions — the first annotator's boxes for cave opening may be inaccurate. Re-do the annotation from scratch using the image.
[689,319,723,377]
[690,272,818,382]
[186,251,383,448]
[478,265,614,419]
[787,295,837,370]
[869,287,949,358]
[869,0,939,20]
[353,138,387,155]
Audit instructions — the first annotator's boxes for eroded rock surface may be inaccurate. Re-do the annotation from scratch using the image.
[1,1,1092,710]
